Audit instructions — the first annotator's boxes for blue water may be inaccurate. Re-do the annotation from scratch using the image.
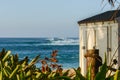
[0,38,79,69]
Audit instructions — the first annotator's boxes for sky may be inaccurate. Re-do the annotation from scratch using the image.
[0,0,119,38]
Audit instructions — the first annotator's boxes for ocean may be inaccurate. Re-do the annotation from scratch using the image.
[0,38,79,69]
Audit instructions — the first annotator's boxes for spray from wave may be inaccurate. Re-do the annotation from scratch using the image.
[41,37,79,45]
[0,38,79,46]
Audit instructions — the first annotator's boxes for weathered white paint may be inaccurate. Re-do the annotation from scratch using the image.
[79,20,119,75]
[79,26,87,75]
[116,17,120,67]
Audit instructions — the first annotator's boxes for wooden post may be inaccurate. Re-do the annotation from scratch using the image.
[84,49,102,80]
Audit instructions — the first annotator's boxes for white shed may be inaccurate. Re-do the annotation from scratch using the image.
[78,10,120,75]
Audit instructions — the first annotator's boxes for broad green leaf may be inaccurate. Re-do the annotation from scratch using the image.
[114,70,120,80]
[73,68,86,80]
[0,71,2,80]
[19,72,26,80]
[95,53,107,80]
[9,65,20,79]
[29,55,40,66]
[36,72,41,78]
[0,61,3,80]
[26,70,31,77]
[106,75,114,80]
[3,68,9,77]
[16,74,20,80]
[74,77,80,80]
[2,51,11,62]
[86,64,92,80]
[56,76,72,80]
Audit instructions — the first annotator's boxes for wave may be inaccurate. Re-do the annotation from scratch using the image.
[0,38,79,46]
[41,37,79,45]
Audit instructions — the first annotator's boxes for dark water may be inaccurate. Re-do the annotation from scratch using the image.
[0,38,79,69]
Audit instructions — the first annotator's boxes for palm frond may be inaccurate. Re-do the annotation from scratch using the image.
[108,0,116,6]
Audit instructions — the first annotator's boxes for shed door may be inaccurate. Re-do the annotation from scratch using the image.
[86,27,108,58]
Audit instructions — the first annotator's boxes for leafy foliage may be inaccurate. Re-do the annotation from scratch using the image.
[72,53,120,80]
[0,49,120,80]
[95,54,107,80]
[0,49,71,80]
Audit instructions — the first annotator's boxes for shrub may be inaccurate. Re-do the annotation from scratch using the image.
[0,49,71,80]
[0,49,120,80]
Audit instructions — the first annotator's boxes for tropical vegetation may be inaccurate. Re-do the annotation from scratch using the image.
[0,49,120,80]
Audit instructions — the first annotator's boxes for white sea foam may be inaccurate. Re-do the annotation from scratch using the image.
[43,38,79,45]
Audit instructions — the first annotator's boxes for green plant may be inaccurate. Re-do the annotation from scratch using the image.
[0,48,120,80]
[72,53,120,80]
[0,49,71,80]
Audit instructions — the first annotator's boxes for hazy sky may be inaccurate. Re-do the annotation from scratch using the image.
[0,0,118,38]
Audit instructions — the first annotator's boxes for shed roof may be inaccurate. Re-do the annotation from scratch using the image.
[78,10,120,24]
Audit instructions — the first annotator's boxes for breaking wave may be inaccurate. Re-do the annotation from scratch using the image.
[0,38,79,46]
[41,37,79,45]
